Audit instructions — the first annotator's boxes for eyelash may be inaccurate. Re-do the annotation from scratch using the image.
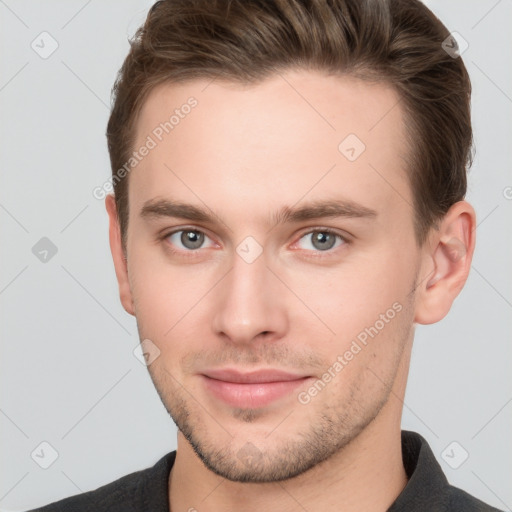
[160,227,349,259]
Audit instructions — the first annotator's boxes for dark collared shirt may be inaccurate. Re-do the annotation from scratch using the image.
[29,430,503,511]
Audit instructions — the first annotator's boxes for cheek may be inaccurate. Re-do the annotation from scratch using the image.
[310,296,413,407]
[127,246,221,344]
[128,249,179,336]
[281,251,413,338]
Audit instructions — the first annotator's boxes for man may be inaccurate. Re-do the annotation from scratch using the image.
[30,0,502,510]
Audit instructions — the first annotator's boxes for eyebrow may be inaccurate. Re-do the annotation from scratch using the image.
[140,198,377,227]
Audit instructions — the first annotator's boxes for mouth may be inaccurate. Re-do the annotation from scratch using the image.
[200,368,313,409]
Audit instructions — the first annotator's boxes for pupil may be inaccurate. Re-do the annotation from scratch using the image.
[182,230,204,249]
[313,232,335,250]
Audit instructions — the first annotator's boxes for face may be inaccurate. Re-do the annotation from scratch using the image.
[121,70,422,482]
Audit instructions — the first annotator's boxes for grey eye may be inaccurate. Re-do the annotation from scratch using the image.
[167,229,209,250]
[297,230,344,252]
[310,231,337,251]
[180,230,205,249]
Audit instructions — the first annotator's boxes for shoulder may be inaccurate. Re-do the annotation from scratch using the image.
[444,485,504,512]
[391,431,504,512]
[25,452,175,512]
[27,470,140,512]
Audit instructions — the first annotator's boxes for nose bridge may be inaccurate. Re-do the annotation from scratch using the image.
[212,247,287,344]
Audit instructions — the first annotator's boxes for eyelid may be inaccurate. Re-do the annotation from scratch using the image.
[289,227,350,255]
[160,226,218,250]
[293,226,350,243]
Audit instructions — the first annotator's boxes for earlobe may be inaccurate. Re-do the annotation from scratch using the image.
[105,195,135,316]
[414,201,476,325]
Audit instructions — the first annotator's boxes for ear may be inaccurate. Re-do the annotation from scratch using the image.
[105,194,135,316]
[414,201,476,325]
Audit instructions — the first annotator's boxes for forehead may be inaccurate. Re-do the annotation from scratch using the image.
[129,69,412,228]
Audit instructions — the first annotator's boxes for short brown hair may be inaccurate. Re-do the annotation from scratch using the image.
[106,0,472,251]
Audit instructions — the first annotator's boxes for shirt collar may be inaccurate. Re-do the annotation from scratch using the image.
[388,430,450,511]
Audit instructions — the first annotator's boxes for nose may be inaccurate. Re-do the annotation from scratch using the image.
[211,249,288,346]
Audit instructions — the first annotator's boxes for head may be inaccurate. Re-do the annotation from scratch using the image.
[105,0,475,482]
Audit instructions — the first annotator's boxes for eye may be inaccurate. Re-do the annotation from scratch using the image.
[165,229,215,251]
[295,229,346,252]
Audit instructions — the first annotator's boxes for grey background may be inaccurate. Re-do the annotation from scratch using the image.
[0,1,511,510]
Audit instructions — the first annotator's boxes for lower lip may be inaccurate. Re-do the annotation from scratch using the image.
[201,375,311,409]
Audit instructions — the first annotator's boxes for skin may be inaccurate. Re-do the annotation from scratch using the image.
[106,69,476,512]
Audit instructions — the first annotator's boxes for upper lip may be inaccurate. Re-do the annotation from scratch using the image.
[201,368,309,384]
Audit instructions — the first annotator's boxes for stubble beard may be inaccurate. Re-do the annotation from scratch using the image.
[147,360,398,483]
